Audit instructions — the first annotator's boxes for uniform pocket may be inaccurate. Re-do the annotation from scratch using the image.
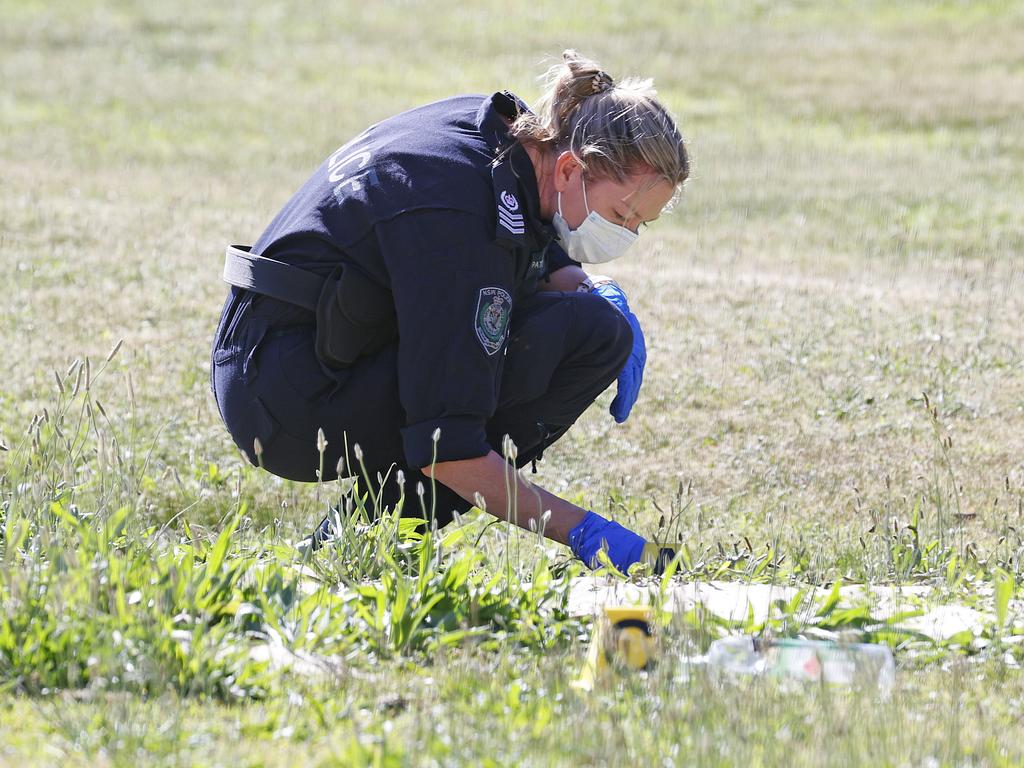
[211,291,251,366]
[213,346,240,365]
[314,263,398,368]
[249,395,280,462]
[276,329,338,401]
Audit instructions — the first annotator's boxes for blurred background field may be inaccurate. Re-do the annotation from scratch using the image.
[2,1,1024,764]
[3,0,1023,548]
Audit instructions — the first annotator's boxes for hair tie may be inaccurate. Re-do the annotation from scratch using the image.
[591,70,614,95]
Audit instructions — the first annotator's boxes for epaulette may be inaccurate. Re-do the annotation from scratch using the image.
[490,155,528,248]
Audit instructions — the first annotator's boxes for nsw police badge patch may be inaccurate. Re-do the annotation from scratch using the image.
[475,287,512,356]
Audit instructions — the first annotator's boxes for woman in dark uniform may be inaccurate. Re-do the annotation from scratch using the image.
[212,51,689,572]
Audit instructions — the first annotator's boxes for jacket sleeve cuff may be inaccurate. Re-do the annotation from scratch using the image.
[402,416,491,470]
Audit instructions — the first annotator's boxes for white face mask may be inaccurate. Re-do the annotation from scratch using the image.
[552,175,639,264]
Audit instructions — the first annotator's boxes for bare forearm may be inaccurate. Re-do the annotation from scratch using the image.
[540,265,589,292]
[422,451,586,544]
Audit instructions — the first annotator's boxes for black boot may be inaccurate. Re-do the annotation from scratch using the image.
[297,509,338,553]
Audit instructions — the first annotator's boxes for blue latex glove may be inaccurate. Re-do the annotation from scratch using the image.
[568,511,645,571]
[593,281,646,423]
[568,512,679,574]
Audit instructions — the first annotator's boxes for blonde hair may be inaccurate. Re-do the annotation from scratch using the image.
[510,50,689,189]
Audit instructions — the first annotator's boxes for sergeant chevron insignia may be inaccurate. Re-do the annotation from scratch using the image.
[497,190,525,235]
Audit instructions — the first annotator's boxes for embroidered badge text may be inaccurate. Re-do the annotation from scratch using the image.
[475,287,512,356]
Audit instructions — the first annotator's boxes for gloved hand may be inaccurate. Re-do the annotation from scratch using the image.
[592,280,646,423]
[568,511,677,574]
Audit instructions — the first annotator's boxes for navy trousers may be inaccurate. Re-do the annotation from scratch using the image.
[211,289,633,528]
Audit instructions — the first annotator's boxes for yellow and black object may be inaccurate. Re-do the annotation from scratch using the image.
[573,606,657,691]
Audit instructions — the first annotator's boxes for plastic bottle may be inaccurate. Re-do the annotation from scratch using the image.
[706,635,895,691]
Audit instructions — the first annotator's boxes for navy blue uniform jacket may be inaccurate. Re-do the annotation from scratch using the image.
[242,92,577,470]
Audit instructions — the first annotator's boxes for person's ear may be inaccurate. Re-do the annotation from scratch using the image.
[552,151,582,194]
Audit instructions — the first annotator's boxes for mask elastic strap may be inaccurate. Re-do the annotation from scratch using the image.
[581,174,591,215]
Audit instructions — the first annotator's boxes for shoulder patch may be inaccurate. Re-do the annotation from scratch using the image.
[475,287,512,355]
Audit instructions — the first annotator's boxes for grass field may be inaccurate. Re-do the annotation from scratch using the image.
[3,0,1024,765]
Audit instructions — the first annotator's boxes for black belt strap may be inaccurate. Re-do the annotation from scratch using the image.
[222,244,324,312]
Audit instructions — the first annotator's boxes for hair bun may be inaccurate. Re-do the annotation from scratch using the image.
[510,50,688,190]
[561,50,615,97]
